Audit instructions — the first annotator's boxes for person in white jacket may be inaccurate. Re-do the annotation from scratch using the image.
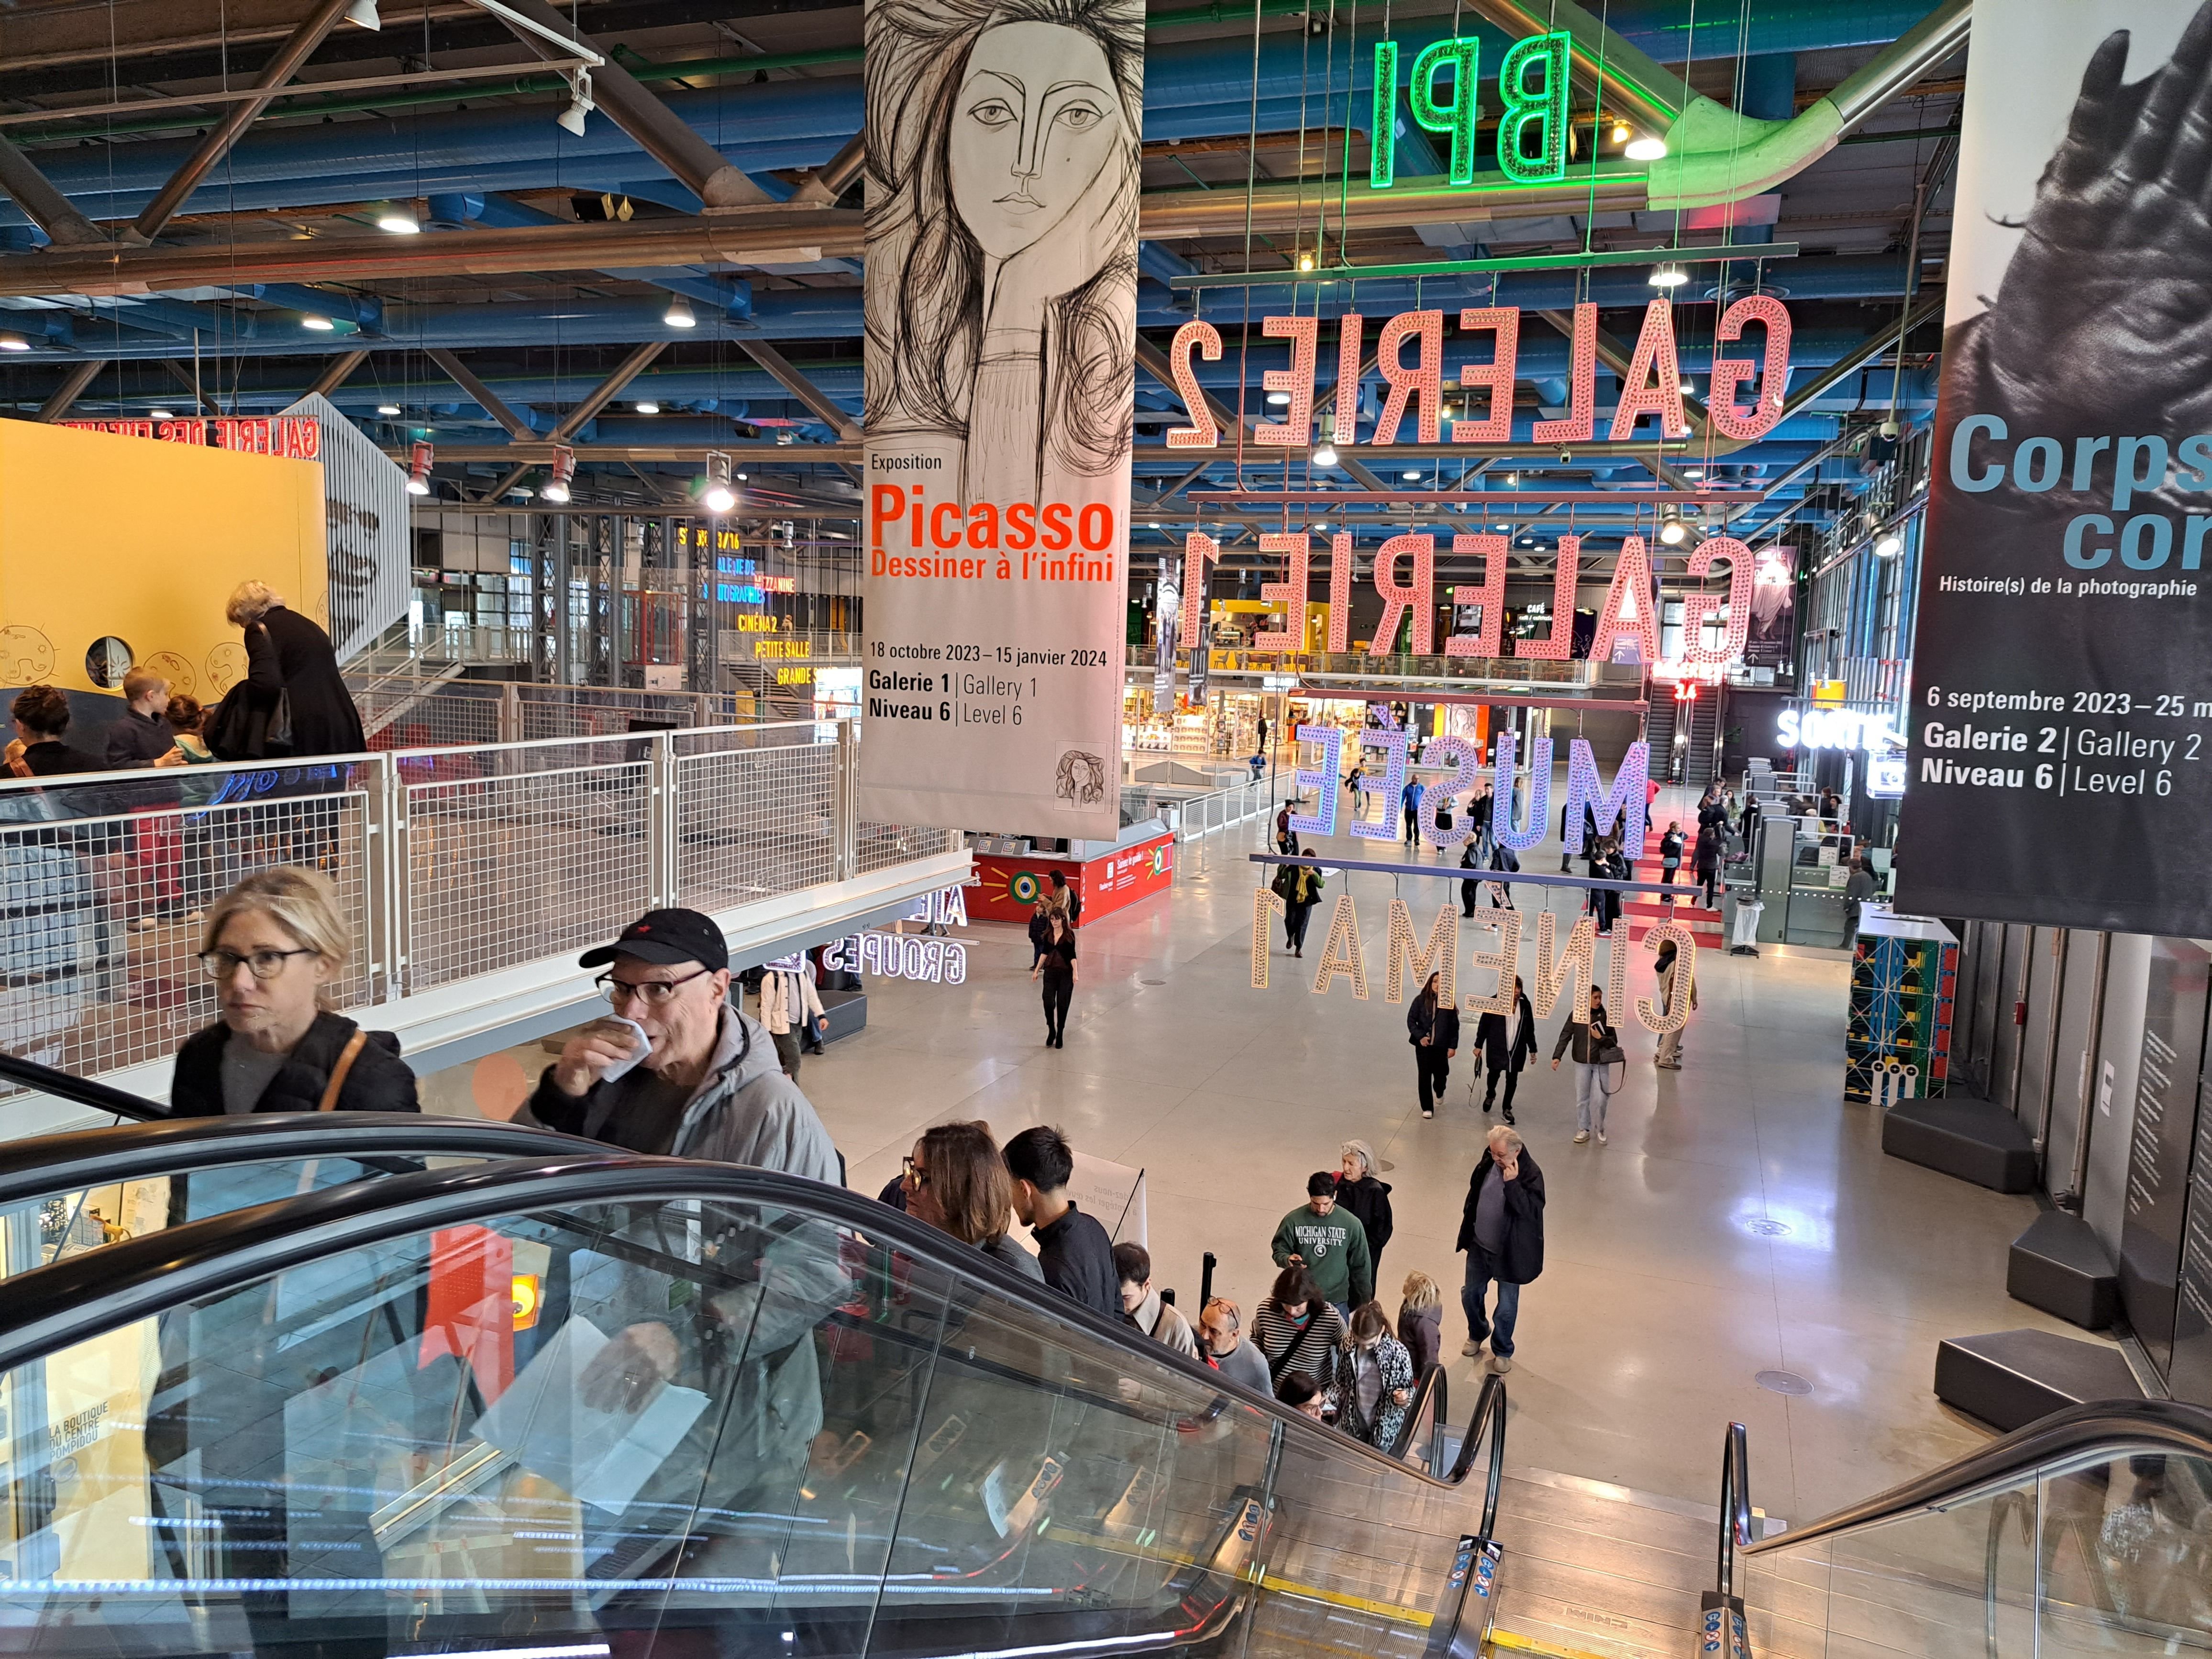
[758,957,826,1078]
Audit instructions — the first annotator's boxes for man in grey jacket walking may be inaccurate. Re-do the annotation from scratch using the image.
[529,907,841,1182]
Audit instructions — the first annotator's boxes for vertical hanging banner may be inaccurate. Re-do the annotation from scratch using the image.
[860,0,1143,838]
[1902,0,2212,932]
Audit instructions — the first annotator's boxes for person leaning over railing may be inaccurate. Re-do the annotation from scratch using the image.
[170,867,420,1115]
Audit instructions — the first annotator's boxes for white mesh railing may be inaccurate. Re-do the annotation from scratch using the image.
[0,716,959,1086]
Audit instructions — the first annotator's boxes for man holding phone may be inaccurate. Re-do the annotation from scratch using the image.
[527,907,840,1182]
[1455,1124,1546,1375]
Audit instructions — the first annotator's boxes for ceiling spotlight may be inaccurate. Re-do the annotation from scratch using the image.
[1297,252,1315,273]
[1682,468,1704,480]
[1680,377,1698,398]
[301,313,335,331]
[406,440,434,496]
[1625,135,1668,161]
[0,332,29,352]
[1505,472,1519,485]
[376,403,401,416]
[703,450,737,513]
[344,0,380,26]
[1312,522,1328,533]
[558,68,595,137]
[1659,514,1687,545]
[1648,264,1689,289]
[375,205,420,235]
[148,408,175,421]
[1874,532,1903,559]
[1611,122,1631,144]
[1312,442,1338,468]
[634,400,660,415]
[542,444,576,504]
[1266,391,1291,406]
[1401,470,1422,482]
[664,295,697,329]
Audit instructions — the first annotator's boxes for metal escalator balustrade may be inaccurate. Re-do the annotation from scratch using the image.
[0,1152,1505,1659]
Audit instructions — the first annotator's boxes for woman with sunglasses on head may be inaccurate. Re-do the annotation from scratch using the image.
[169,866,419,1115]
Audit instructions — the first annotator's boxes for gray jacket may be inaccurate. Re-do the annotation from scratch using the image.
[528,1005,841,1183]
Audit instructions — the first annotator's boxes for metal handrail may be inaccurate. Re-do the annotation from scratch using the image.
[1386,1362,1448,1475]
[1718,1419,1753,1601]
[1446,1371,1509,1537]
[0,1051,167,1122]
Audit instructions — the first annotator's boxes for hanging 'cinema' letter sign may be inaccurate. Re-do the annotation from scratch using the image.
[1901,0,2212,935]
[859,0,1143,839]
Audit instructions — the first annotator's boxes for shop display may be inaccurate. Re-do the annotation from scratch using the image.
[1847,914,1957,1104]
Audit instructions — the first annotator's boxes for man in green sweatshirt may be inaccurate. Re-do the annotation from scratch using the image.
[1271,1171,1373,1313]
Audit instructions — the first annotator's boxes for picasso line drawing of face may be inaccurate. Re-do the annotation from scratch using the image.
[948,21,1124,262]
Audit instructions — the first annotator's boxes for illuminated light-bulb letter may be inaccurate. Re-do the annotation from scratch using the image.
[1511,533,1581,659]
[1635,922,1699,1033]
[1165,321,1223,449]
[1444,533,1508,659]
[1463,910,1523,1016]
[1288,724,1342,838]
[1562,737,1652,855]
[1370,43,1399,188]
[1681,536,1754,666]
[1254,533,1310,650]
[1589,534,1660,666]
[1334,317,1365,446]
[1386,900,1459,1004]
[1533,302,1596,446]
[1372,311,1444,445]
[1253,887,1286,989]
[1408,36,1482,185]
[1420,734,1481,847]
[1368,533,1436,656]
[1181,532,1217,656]
[1351,723,1410,841]
[1326,533,1353,651]
[1256,315,1320,447]
[1488,729,1553,852]
[1707,294,1792,442]
[1452,308,1519,443]
[1312,893,1370,998]
[1530,911,1597,1022]
[1496,31,1571,185]
[1607,298,1692,442]
[1604,925,1629,1029]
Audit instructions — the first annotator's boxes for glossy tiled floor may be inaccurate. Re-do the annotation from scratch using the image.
[424,782,2112,1528]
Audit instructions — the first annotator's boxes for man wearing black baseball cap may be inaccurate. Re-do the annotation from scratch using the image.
[526,907,840,1182]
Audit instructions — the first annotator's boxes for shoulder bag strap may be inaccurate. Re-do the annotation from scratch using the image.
[316,1029,369,1112]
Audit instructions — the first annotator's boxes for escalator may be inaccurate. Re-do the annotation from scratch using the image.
[0,1059,2203,1659]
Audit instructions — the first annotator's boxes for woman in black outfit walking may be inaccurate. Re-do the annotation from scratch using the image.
[1408,971,1460,1119]
[1474,974,1537,1124]
[1031,910,1078,1047]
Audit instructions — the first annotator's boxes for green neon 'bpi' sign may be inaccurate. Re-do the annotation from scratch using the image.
[1370,30,1571,189]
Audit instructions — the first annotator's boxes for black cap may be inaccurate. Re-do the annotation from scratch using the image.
[579,907,729,972]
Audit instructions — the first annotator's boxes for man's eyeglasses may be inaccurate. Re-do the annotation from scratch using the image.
[199,948,318,981]
[901,1156,929,1188]
[596,968,711,1006]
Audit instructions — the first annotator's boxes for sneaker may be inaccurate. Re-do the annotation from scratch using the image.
[128,916,157,932]
[181,908,204,922]
[1421,1107,1433,1119]
[1597,1131,1608,1145]
[1460,1338,1484,1357]
[1488,1353,1515,1374]
[1572,1130,1589,1144]
[1658,1060,1682,1071]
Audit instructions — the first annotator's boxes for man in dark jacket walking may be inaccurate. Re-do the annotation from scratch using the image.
[1456,1125,1544,1373]
[1474,975,1536,1124]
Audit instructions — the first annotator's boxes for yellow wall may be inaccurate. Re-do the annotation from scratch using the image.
[0,423,327,701]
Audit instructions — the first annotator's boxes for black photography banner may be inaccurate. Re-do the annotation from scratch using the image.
[1900,0,2212,933]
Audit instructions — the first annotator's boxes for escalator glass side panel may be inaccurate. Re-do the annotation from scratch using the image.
[0,1184,1429,1659]
[1740,1449,2212,1659]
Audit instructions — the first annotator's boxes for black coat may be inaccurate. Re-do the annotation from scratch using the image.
[1407,993,1460,1052]
[1334,1172,1394,1265]
[170,1011,420,1115]
[1693,825,1721,873]
[243,605,366,759]
[1456,1148,1545,1283]
[1475,995,1537,1072]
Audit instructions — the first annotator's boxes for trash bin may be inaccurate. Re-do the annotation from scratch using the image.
[1727,895,1764,955]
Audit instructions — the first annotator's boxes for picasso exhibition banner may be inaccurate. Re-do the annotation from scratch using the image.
[858,0,1142,839]
[1901,0,2212,932]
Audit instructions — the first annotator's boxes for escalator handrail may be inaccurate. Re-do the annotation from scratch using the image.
[0,1050,169,1122]
[1741,1397,2212,1558]
[0,1111,598,1209]
[1387,1363,1447,1472]
[1718,1419,1752,1600]
[1445,1371,1509,1536]
[0,1150,1490,1492]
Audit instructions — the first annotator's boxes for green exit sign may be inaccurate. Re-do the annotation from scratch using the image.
[1371,30,1571,188]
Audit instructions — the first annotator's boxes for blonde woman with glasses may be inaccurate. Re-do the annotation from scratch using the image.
[169,867,418,1115]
